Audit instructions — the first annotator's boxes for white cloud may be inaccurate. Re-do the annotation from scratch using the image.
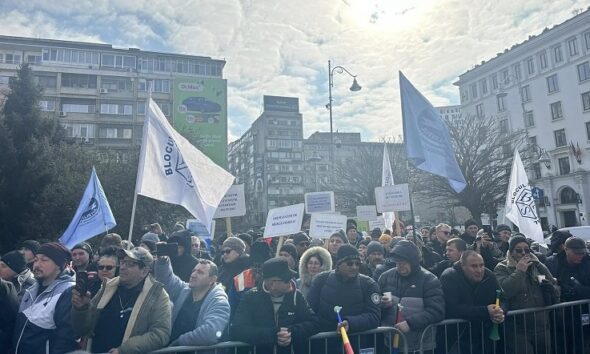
[1,0,587,142]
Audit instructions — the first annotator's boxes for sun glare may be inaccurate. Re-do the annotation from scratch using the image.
[347,0,434,30]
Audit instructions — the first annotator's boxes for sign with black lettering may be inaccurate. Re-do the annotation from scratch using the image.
[263,203,305,238]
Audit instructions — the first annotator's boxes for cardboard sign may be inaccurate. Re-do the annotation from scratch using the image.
[263,203,305,238]
[356,205,377,221]
[368,216,386,231]
[480,213,491,226]
[375,184,411,212]
[214,184,246,218]
[304,191,335,214]
[309,213,348,239]
[186,219,216,240]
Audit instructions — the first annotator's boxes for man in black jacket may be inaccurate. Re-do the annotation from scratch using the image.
[232,257,319,354]
[440,250,504,354]
[168,230,199,282]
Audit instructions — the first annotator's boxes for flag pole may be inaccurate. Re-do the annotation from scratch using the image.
[406,160,417,243]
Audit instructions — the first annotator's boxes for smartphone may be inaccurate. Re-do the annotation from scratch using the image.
[76,271,89,295]
[156,242,178,257]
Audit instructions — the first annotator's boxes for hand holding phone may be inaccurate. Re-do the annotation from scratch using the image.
[156,242,178,258]
[76,271,89,296]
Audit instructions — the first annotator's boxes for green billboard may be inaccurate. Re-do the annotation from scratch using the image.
[173,77,228,167]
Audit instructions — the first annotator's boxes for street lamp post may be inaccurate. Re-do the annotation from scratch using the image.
[327,60,361,184]
[307,155,322,192]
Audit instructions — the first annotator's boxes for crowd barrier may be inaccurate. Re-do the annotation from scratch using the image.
[150,326,409,354]
[418,299,590,354]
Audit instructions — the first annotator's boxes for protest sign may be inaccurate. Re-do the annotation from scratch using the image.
[304,191,335,214]
[186,219,216,240]
[375,184,411,212]
[214,184,246,218]
[309,213,348,239]
[356,205,377,221]
[263,203,305,238]
[368,216,386,231]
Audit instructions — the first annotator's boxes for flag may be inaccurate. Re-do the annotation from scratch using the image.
[59,167,116,248]
[399,71,467,193]
[135,98,234,232]
[382,143,396,230]
[504,149,543,243]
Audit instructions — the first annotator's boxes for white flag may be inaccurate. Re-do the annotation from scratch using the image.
[504,149,543,243]
[382,143,395,231]
[135,98,234,231]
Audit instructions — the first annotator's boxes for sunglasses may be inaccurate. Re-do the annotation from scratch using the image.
[120,260,141,268]
[513,248,531,254]
[345,260,361,267]
[222,249,233,255]
[97,265,115,271]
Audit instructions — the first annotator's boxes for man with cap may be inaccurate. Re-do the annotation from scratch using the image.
[72,242,96,272]
[364,241,385,278]
[20,240,40,271]
[292,231,310,259]
[307,244,381,352]
[378,240,444,353]
[546,236,590,301]
[167,230,199,282]
[232,257,319,354]
[0,250,35,300]
[494,224,512,254]
[346,225,362,246]
[72,247,171,354]
[547,229,572,256]
[494,234,558,354]
[327,230,348,267]
[461,219,480,245]
[12,242,78,354]
[154,254,229,346]
[279,243,298,274]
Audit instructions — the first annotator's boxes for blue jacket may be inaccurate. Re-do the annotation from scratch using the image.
[154,257,230,346]
[12,271,77,354]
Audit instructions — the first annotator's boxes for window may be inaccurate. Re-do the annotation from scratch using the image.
[499,119,508,133]
[546,74,559,93]
[62,104,95,113]
[513,64,522,81]
[585,32,590,50]
[526,57,535,75]
[4,53,21,64]
[461,88,468,102]
[476,103,484,118]
[39,100,56,112]
[578,62,590,82]
[36,75,57,89]
[586,122,590,140]
[553,45,563,63]
[558,157,571,175]
[101,54,136,69]
[62,74,97,89]
[100,103,133,115]
[521,85,531,102]
[27,55,42,64]
[138,79,170,93]
[524,111,534,127]
[539,51,548,69]
[98,127,132,139]
[502,70,510,85]
[532,163,542,180]
[529,136,537,147]
[42,48,99,65]
[63,123,94,138]
[568,38,579,56]
[101,77,132,92]
[157,101,170,116]
[497,94,506,112]
[491,74,498,90]
[470,83,478,99]
[550,101,563,120]
[554,129,567,147]
[582,92,590,111]
[480,79,488,95]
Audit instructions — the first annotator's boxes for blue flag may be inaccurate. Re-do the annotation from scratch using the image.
[59,167,116,248]
[399,71,467,193]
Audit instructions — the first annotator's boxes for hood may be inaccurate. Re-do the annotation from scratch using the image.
[390,240,422,269]
[298,246,332,285]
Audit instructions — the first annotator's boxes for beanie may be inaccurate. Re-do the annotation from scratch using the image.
[21,240,41,254]
[250,240,272,264]
[330,230,349,244]
[37,242,71,269]
[292,232,310,245]
[72,242,93,257]
[495,224,511,233]
[279,243,297,260]
[358,238,371,248]
[508,234,529,252]
[141,232,160,244]
[366,241,385,256]
[336,244,360,265]
[370,228,382,239]
[1,251,26,273]
[464,219,479,229]
[222,237,246,255]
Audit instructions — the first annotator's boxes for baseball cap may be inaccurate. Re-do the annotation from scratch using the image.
[565,237,588,255]
[117,247,154,267]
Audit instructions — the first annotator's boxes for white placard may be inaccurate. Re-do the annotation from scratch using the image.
[186,219,216,240]
[309,213,348,239]
[480,213,491,226]
[263,203,305,238]
[304,191,335,214]
[368,216,386,231]
[356,205,377,221]
[375,184,411,212]
[214,184,246,218]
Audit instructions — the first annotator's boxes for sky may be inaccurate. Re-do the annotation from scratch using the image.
[1,0,587,142]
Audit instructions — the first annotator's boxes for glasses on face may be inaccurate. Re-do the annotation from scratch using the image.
[345,260,361,267]
[441,231,450,235]
[222,249,233,255]
[513,248,531,254]
[120,260,140,268]
[97,265,115,271]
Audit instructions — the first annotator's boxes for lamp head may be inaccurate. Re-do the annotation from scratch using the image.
[349,77,362,92]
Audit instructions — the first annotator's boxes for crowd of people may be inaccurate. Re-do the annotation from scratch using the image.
[0,219,589,354]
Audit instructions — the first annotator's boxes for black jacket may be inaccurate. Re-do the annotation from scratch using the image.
[218,255,251,294]
[1,279,18,352]
[170,254,199,282]
[232,287,319,354]
[307,270,381,333]
[546,251,590,301]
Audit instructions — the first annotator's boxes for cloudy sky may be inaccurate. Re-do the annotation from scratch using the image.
[1,0,587,142]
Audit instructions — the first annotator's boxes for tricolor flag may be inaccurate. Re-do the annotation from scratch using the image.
[504,149,543,243]
[59,167,116,248]
[135,98,234,232]
[382,143,396,230]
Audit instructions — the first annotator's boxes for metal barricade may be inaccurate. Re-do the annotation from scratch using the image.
[417,299,590,354]
[150,326,408,354]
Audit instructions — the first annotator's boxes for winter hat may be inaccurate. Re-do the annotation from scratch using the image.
[141,232,160,244]
[37,242,71,269]
[292,232,310,245]
[72,242,93,257]
[390,240,421,266]
[366,241,385,256]
[262,257,297,281]
[346,225,357,233]
[565,237,587,254]
[370,228,382,239]
[250,240,272,264]
[139,240,157,254]
[508,234,529,252]
[222,237,246,255]
[358,238,371,248]
[0,251,26,273]
[336,244,361,266]
[21,240,41,255]
[495,224,512,233]
[379,234,393,245]
[549,230,573,252]
[329,230,349,244]
[279,243,298,260]
[237,233,253,247]
[464,219,479,229]
[168,230,193,251]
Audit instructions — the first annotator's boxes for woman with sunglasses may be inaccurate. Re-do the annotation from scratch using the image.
[494,234,559,354]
